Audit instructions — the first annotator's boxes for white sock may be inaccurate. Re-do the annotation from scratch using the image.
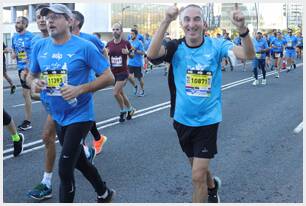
[41,172,52,188]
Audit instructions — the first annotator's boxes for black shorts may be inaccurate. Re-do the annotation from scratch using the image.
[128,66,143,78]
[273,52,283,59]
[18,69,30,89]
[114,72,129,82]
[173,120,219,159]
[297,45,303,50]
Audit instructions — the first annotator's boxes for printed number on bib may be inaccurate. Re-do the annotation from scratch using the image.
[42,70,67,96]
[287,41,292,47]
[18,51,27,61]
[111,56,123,67]
[186,70,212,97]
[275,53,281,58]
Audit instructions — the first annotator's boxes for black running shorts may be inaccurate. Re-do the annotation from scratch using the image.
[128,66,143,78]
[114,71,129,82]
[18,69,30,89]
[173,120,219,159]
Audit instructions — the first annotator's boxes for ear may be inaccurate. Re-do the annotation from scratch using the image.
[67,17,73,27]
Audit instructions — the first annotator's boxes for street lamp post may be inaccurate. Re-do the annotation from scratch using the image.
[121,6,130,27]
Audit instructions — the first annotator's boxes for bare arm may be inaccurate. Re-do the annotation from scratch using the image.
[230,4,255,60]
[61,68,114,100]
[147,5,179,60]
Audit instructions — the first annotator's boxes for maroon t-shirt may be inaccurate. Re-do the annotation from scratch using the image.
[106,39,132,74]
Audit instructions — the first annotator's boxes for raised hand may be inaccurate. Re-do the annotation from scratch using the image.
[122,46,129,54]
[230,3,246,32]
[165,3,179,23]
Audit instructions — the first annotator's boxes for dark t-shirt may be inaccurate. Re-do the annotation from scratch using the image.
[106,39,132,74]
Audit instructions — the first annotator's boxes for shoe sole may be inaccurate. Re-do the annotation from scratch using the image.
[214,176,222,203]
[18,126,32,131]
[28,193,52,201]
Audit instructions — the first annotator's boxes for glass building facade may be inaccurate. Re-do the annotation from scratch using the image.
[111,3,176,36]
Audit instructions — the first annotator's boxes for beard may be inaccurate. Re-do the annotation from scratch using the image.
[15,26,23,33]
[114,33,121,39]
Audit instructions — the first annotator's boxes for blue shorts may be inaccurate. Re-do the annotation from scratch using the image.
[285,49,296,58]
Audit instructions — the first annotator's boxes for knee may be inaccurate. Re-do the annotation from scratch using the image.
[192,168,208,186]
[113,90,120,97]
[42,133,56,148]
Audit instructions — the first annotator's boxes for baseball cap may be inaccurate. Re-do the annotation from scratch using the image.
[40,4,73,18]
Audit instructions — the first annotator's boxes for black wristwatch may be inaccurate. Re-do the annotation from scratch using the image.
[239,27,249,38]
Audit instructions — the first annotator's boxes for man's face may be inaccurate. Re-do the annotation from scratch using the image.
[36,9,47,33]
[180,6,205,42]
[15,17,26,33]
[112,24,122,39]
[71,14,80,31]
[130,31,136,39]
[256,33,262,39]
[288,30,292,36]
[45,11,71,39]
[277,32,282,39]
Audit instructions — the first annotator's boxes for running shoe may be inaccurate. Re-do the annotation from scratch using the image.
[27,183,52,200]
[87,147,96,164]
[126,107,136,120]
[275,72,280,78]
[293,63,296,69]
[97,188,116,203]
[13,133,24,157]
[119,112,126,123]
[93,135,107,155]
[18,120,32,131]
[138,90,145,97]
[261,79,266,85]
[208,176,222,203]
[10,85,16,94]
[133,85,138,95]
[252,80,259,86]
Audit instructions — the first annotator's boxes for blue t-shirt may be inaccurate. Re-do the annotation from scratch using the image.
[127,33,144,43]
[144,37,151,51]
[128,39,144,67]
[271,38,286,53]
[12,31,34,70]
[284,34,298,49]
[297,36,303,47]
[268,35,276,46]
[30,35,109,126]
[166,37,234,126]
[79,32,105,52]
[252,37,269,59]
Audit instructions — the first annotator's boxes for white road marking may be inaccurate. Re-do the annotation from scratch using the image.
[293,122,303,134]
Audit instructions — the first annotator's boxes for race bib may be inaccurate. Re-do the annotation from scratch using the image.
[111,56,123,67]
[275,53,281,58]
[18,51,27,61]
[255,53,261,59]
[42,70,67,96]
[186,70,212,97]
[287,41,292,47]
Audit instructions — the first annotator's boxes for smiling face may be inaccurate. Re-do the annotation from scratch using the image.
[179,6,206,46]
[46,11,72,39]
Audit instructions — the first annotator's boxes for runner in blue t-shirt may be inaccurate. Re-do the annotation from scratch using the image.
[128,29,146,96]
[284,28,298,72]
[11,16,34,131]
[71,10,108,156]
[296,32,303,59]
[28,4,115,203]
[271,31,286,78]
[147,4,255,203]
[252,31,270,85]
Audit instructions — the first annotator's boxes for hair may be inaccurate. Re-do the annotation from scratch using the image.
[131,29,138,35]
[179,4,205,22]
[72,10,84,29]
[17,16,29,27]
[112,22,123,31]
[35,4,48,12]
[93,32,101,39]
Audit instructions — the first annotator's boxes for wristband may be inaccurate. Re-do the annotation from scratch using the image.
[239,27,249,38]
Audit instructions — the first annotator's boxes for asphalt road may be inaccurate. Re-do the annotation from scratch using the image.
[3,60,303,203]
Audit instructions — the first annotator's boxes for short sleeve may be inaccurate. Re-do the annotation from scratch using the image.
[85,43,109,76]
